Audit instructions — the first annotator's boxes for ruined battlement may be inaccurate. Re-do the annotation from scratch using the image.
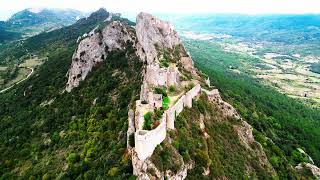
[135,115,167,161]
[129,12,206,179]
[134,84,202,161]
[145,63,180,87]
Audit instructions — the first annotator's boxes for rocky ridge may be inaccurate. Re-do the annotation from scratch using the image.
[66,21,135,92]
[296,163,320,178]
[64,11,292,179]
[129,13,273,179]
[135,12,181,63]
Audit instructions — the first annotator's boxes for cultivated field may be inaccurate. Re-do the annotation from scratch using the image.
[220,41,320,107]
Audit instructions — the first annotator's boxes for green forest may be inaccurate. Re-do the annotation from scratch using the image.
[185,39,320,169]
[0,9,142,179]
[310,63,320,74]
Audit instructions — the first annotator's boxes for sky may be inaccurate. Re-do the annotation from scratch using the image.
[1,0,320,20]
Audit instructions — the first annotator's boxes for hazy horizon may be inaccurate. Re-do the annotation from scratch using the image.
[1,0,320,21]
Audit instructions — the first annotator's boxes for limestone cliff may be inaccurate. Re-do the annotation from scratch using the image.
[65,11,296,179]
[136,12,182,63]
[129,13,275,180]
[66,21,134,92]
[66,12,194,92]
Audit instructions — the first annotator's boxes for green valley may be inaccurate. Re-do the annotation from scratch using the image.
[184,39,320,169]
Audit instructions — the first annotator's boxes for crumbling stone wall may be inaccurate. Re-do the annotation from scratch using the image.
[135,115,167,161]
[135,84,202,160]
[145,64,180,87]
[185,84,201,108]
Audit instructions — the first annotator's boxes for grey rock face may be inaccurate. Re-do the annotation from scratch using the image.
[135,12,181,63]
[66,21,133,92]
[102,21,133,51]
[66,32,105,92]
[67,12,188,92]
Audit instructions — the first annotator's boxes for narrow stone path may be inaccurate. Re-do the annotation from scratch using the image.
[168,91,185,107]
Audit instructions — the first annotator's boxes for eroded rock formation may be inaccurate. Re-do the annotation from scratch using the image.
[296,163,320,178]
[136,12,181,63]
[66,21,134,92]
[65,11,284,180]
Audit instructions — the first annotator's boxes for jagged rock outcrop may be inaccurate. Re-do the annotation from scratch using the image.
[65,11,284,179]
[203,88,240,119]
[132,149,193,180]
[66,29,105,92]
[136,12,181,63]
[296,163,320,178]
[102,21,133,51]
[66,21,134,92]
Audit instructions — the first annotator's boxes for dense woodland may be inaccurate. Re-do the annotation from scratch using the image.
[310,62,320,74]
[157,95,277,179]
[0,9,142,179]
[0,29,20,43]
[185,39,320,172]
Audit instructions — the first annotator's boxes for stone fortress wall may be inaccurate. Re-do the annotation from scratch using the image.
[135,115,167,161]
[134,100,153,130]
[134,84,201,161]
[166,84,201,130]
[131,12,208,178]
[145,64,180,87]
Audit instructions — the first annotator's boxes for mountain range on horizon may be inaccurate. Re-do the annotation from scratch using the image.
[0,8,85,42]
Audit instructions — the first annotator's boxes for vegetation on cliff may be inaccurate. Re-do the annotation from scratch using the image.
[0,8,319,179]
[0,9,142,179]
[185,39,320,176]
[149,94,268,178]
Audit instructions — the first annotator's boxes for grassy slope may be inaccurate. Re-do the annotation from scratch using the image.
[171,95,274,179]
[151,93,315,179]
[184,39,320,168]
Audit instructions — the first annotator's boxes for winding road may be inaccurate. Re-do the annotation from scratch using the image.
[0,67,34,94]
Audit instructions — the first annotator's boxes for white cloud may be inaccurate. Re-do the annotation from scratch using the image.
[1,0,320,20]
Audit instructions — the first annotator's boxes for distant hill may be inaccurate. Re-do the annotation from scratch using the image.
[0,21,20,43]
[0,8,85,43]
[0,21,4,28]
[7,8,84,28]
[167,14,320,45]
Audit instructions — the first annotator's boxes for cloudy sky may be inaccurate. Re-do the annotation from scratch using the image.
[1,0,320,20]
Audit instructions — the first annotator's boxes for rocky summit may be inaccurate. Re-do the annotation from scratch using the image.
[66,20,134,92]
[1,7,319,180]
[64,11,279,179]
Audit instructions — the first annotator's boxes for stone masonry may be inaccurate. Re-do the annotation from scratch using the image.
[134,84,201,161]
